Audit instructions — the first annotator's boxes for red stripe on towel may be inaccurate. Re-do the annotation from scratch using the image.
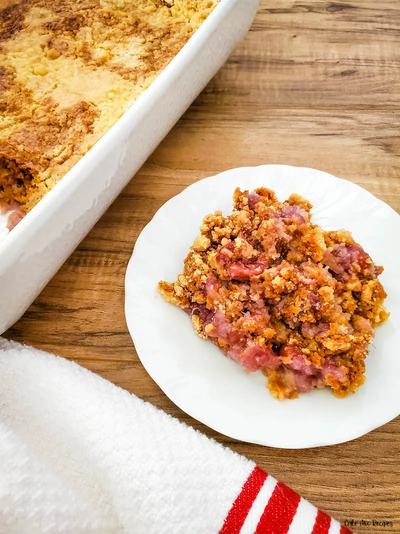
[219,467,267,534]
[311,510,332,534]
[254,481,301,534]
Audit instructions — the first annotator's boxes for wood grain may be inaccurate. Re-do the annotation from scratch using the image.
[5,1,400,532]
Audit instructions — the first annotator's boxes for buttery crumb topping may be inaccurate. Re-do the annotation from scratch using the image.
[0,0,217,212]
[159,187,389,400]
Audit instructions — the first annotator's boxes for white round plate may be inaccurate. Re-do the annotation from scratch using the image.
[125,165,400,448]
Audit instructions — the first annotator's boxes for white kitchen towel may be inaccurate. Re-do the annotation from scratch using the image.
[0,338,351,534]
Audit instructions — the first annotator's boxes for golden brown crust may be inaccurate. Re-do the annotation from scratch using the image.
[0,0,217,211]
[158,187,389,400]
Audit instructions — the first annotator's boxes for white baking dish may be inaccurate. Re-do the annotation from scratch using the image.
[0,0,258,334]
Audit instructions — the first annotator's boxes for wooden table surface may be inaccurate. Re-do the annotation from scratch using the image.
[5,1,400,532]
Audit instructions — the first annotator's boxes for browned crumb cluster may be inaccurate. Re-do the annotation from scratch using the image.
[0,0,217,212]
[159,187,389,400]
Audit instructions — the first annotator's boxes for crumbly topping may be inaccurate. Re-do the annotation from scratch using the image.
[0,0,217,211]
[159,187,389,400]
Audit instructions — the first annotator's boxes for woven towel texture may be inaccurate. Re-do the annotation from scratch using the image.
[0,339,350,534]
[0,339,252,534]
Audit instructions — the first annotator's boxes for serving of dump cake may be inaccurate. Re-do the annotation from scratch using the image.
[158,187,389,400]
[0,0,217,212]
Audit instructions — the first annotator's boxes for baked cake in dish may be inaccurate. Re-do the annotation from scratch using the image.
[0,0,217,213]
[158,187,389,400]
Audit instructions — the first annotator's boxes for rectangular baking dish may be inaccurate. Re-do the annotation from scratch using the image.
[0,0,259,334]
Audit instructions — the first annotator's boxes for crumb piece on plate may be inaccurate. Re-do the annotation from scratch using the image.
[158,187,389,400]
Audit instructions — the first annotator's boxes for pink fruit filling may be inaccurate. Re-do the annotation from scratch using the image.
[159,187,388,400]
